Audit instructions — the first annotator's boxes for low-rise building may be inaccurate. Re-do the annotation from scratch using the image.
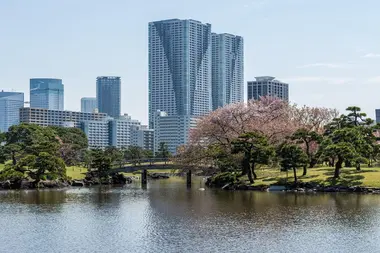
[109,114,141,149]
[131,125,154,152]
[81,120,110,149]
[20,107,107,128]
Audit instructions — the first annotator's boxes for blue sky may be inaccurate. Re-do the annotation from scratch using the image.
[1,0,380,123]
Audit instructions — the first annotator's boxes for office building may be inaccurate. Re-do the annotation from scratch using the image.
[96,76,121,118]
[19,108,107,128]
[148,19,212,128]
[375,109,380,124]
[154,111,198,154]
[211,33,244,110]
[81,120,110,149]
[109,114,141,149]
[0,91,24,132]
[131,125,154,152]
[81,97,97,113]
[30,78,64,110]
[247,76,289,101]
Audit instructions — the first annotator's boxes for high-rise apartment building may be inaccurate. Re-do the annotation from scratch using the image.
[96,76,121,118]
[30,78,64,110]
[211,33,244,110]
[81,97,97,113]
[148,19,212,128]
[247,76,289,101]
[0,91,24,132]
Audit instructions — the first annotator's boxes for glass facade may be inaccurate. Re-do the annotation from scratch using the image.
[96,76,121,118]
[81,97,97,113]
[30,78,64,110]
[212,33,244,110]
[0,92,24,132]
[247,76,289,102]
[148,19,212,128]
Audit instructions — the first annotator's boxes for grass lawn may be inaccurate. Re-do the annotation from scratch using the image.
[66,167,178,180]
[66,166,88,180]
[251,166,380,188]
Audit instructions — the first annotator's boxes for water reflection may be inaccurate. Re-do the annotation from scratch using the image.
[1,178,380,252]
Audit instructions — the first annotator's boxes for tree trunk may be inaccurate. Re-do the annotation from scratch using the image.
[293,167,297,184]
[302,165,307,176]
[356,162,361,171]
[251,162,257,180]
[247,168,254,184]
[309,158,317,168]
[12,152,16,165]
[334,158,343,178]
[242,157,254,184]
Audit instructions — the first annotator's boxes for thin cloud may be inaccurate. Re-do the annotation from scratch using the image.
[283,76,354,85]
[297,63,347,69]
[362,53,380,58]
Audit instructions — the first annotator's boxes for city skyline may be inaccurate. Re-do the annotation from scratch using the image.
[2,0,380,123]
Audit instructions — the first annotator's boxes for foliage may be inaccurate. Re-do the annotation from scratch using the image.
[90,149,112,179]
[277,143,308,184]
[156,142,171,159]
[7,152,66,183]
[207,172,240,188]
[232,132,275,183]
[320,107,376,178]
[290,128,322,173]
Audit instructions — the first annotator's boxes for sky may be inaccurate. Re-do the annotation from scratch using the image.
[1,0,380,124]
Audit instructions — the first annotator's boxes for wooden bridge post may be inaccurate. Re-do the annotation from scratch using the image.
[186,169,192,187]
[141,169,147,185]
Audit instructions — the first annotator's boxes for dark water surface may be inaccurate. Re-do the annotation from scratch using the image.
[1,178,380,253]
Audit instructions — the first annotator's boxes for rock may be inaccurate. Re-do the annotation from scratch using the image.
[72,180,84,187]
[111,173,132,185]
[2,180,11,189]
[149,173,170,179]
[20,180,34,189]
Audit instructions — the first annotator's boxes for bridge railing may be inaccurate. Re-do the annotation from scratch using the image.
[123,158,171,165]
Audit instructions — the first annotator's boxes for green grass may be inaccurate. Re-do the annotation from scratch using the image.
[66,166,88,180]
[250,166,380,188]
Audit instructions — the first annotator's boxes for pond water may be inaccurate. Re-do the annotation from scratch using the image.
[1,177,380,253]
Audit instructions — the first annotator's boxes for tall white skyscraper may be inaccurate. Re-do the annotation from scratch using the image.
[81,97,97,113]
[212,33,244,110]
[148,19,212,129]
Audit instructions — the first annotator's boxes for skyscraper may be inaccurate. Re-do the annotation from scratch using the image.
[148,19,212,128]
[30,78,64,110]
[247,76,289,101]
[0,91,24,132]
[212,33,244,110]
[96,76,121,118]
[81,97,97,113]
